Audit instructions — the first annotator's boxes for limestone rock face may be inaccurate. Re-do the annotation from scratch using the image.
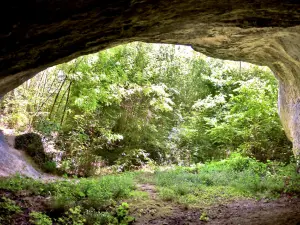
[0,0,300,157]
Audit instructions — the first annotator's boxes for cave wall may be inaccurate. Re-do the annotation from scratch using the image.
[0,0,300,158]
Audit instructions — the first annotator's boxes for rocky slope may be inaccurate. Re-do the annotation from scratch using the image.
[0,130,41,178]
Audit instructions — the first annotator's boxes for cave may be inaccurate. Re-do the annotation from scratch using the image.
[0,0,300,160]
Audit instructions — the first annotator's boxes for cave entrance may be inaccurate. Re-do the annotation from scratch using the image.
[0,42,293,176]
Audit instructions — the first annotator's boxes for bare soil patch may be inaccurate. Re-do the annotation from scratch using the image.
[0,190,51,225]
[134,183,300,225]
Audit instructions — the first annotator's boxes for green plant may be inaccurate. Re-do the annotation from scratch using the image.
[153,155,300,207]
[6,112,29,130]
[115,149,153,171]
[116,202,135,225]
[43,160,57,173]
[84,209,117,225]
[57,206,86,225]
[14,132,55,172]
[34,118,60,136]
[159,187,176,201]
[29,211,52,225]
[199,211,209,221]
[128,190,149,200]
[0,197,22,223]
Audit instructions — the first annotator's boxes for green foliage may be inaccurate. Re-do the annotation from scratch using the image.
[83,202,134,225]
[159,187,177,201]
[0,197,22,223]
[154,154,300,206]
[14,133,57,173]
[29,211,53,225]
[35,43,220,172]
[0,173,135,212]
[43,160,57,173]
[115,149,153,171]
[116,202,135,225]
[0,156,298,223]
[84,209,118,225]
[128,190,149,200]
[57,206,86,225]
[199,212,209,221]
[34,118,60,136]
[82,174,135,209]
[180,68,292,163]
[1,42,293,173]
[15,133,44,157]
[0,174,46,194]
[6,112,29,130]
[0,174,137,224]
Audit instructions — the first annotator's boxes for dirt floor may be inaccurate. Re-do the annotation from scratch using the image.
[0,190,51,225]
[132,184,300,225]
[0,183,299,225]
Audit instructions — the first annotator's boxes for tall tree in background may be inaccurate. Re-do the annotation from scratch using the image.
[0,42,292,175]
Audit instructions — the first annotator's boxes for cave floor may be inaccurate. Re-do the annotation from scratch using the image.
[130,183,300,225]
[0,182,299,225]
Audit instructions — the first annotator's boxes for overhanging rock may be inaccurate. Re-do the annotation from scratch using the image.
[0,0,299,158]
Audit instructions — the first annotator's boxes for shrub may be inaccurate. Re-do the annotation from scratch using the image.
[116,202,135,225]
[154,154,300,206]
[15,133,53,172]
[84,209,117,225]
[159,188,176,201]
[0,197,22,223]
[15,133,44,157]
[115,149,153,171]
[83,175,135,209]
[7,112,29,131]
[43,161,57,173]
[57,206,86,225]
[83,203,135,225]
[0,175,45,193]
[29,211,52,225]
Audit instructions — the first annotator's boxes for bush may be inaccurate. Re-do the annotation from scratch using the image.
[116,202,135,224]
[57,206,86,225]
[0,197,22,223]
[115,149,153,171]
[43,161,57,173]
[7,112,29,131]
[15,133,47,162]
[159,187,176,201]
[33,117,60,136]
[153,154,300,206]
[15,133,44,157]
[0,175,45,193]
[83,203,134,225]
[14,133,57,173]
[84,209,117,225]
[30,211,52,225]
[83,174,135,209]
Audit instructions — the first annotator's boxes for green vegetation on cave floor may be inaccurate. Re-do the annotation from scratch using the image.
[0,154,299,225]
[0,42,300,224]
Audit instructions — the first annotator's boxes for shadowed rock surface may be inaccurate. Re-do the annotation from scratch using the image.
[0,0,300,157]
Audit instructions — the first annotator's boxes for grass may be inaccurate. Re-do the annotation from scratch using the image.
[0,173,137,224]
[0,154,299,223]
[150,154,300,207]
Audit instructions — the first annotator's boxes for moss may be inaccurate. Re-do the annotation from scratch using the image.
[128,198,173,223]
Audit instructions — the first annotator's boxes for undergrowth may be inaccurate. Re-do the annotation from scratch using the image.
[152,154,300,207]
[0,173,136,224]
[0,154,299,223]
